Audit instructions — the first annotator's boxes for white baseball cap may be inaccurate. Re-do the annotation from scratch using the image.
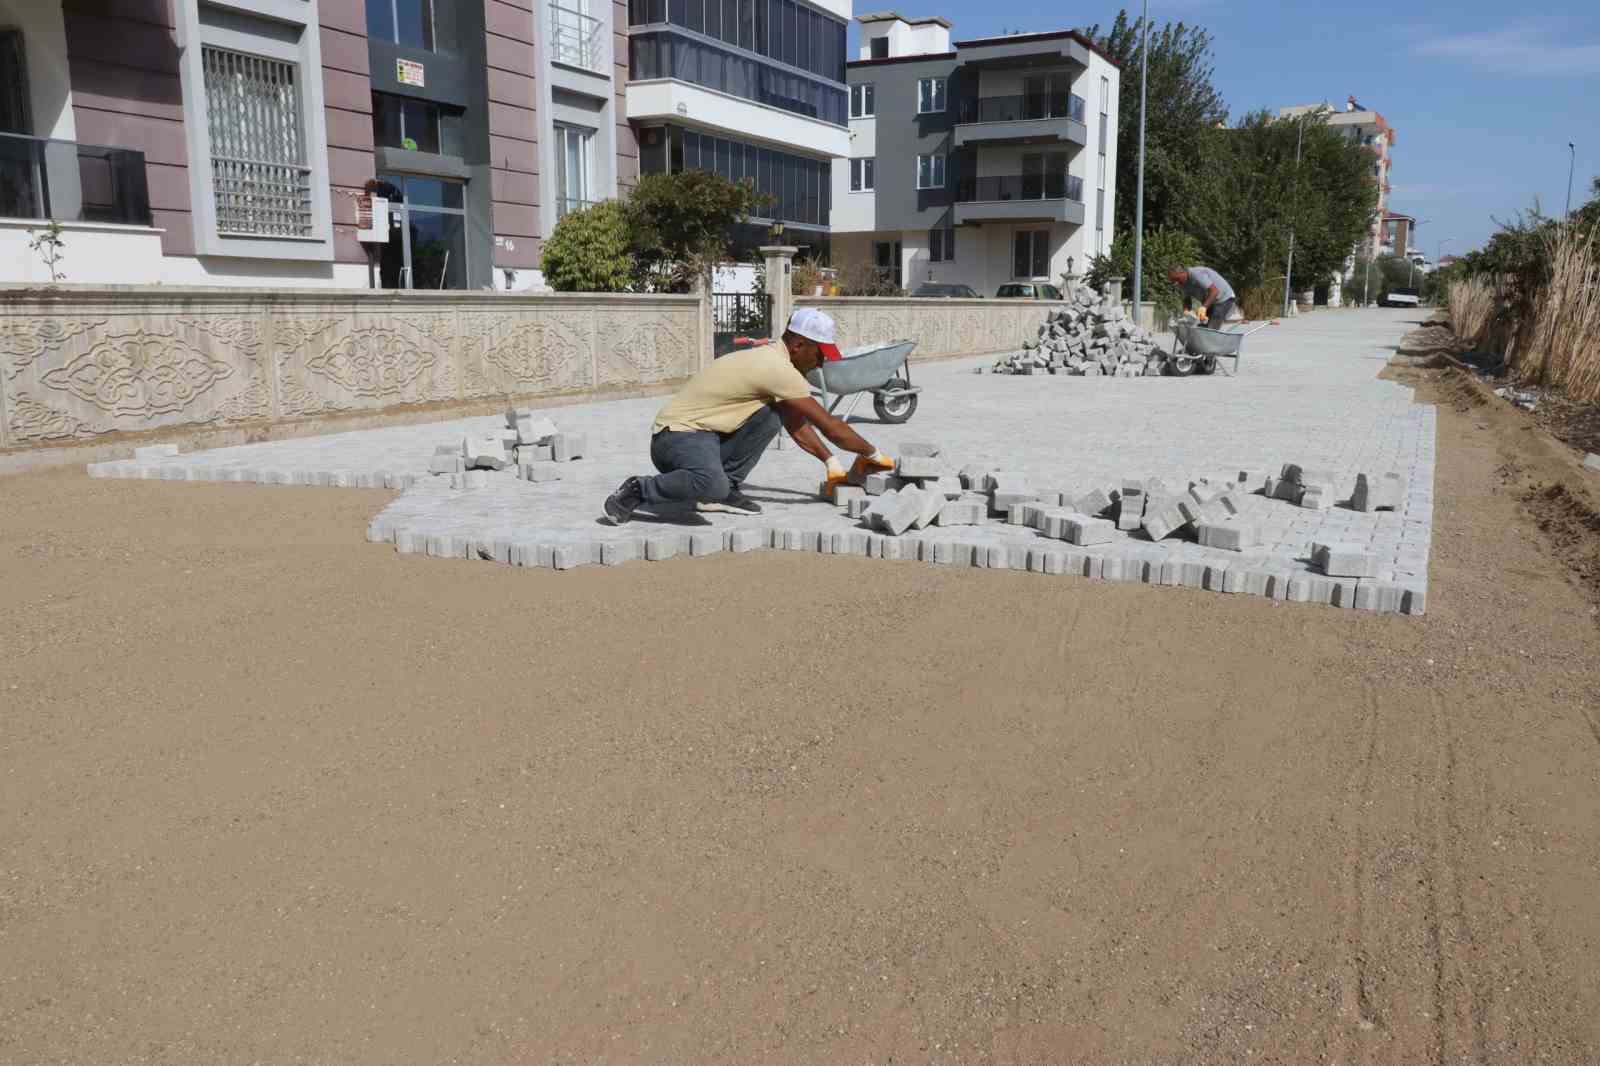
[786,307,842,361]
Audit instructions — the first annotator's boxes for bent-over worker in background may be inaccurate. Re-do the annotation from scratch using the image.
[1167,264,1237,325]
[603,308,895,524]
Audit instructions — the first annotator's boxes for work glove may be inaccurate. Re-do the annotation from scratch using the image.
[820,456,849,499]
[1196,306,1209,323]
[848,451,896,484]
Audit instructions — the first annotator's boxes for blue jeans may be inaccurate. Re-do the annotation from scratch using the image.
[639,405,781,508]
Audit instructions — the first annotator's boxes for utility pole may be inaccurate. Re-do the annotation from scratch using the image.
[1567,142,1577,220]
[1129,0,1150,325]
[1283,115,1306,317]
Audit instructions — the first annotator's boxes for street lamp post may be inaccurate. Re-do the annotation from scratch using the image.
[1130,0,1150,325]
[1567,142,1577,221]
[1283,114,1307,318]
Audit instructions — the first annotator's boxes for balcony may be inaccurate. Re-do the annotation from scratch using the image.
[954,172,1084,225]
[954,93,1087,148]
[549,2,607,73]
[0,133,151,226]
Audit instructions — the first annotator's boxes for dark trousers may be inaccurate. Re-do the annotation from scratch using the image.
[1208,297,1237,323]
[639,405,782,508]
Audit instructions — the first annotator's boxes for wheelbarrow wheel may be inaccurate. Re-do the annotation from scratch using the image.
[873,379,918,423]
[1166,353,1198,376]
[1198,355,1218,375]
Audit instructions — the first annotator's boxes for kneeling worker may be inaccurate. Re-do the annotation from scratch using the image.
[603,308,895,524]
[1166,264,1237,325]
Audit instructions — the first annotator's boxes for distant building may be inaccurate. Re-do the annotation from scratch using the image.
[1279,95,1395,261]
[1381,211,1416,260]
[829,13,1120,295]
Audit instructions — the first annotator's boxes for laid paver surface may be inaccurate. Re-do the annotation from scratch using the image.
[91,310,1432,608]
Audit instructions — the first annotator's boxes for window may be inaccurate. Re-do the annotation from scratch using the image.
[916,153,944,189]
[1013,230,1049,278]
[929,227,954,262]
[918,77,946,114]
[850,83,875,118]
[874,239,902,287]
[849,157,874,192]
[1097,151,1105,188]
[870,36,888,59]
[371,92,444,154]
[1096,188,1104,232]
[202,46,313,237]
[647,125,829,227]
[375,172,466,289]
[366,0,435,50]
[628,31,848,125]
[1099,75,1109,114]
[554,123,594,217]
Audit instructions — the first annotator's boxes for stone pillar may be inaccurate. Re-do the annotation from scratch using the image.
[1104,275,1125,305]
[693,272,714,370]
[760,245,798,339]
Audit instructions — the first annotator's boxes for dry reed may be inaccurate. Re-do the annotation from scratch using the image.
[1513,225,1600,403]
[1446,277,1496,348]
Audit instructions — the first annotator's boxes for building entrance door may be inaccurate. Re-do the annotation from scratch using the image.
[376,173,469,289]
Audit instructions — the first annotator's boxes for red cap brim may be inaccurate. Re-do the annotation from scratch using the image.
[819,342,843,362]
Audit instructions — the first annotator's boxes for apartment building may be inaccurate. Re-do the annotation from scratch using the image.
[0,0,635,289]
[829,13,1119,295]
[624,0,852,258]
[1279,95,1396,260]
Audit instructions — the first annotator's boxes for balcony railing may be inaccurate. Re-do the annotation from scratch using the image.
[958,93,1086,125]
[0,132,151,226]
[549,3,607,73]
[956,173,1084,203]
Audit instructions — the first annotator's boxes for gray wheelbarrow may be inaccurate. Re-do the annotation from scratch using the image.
[1167,319,1273,376]
[804,339,921,423]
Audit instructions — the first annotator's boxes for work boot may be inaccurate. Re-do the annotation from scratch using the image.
[697,489,762,515]
[603,476,644,524]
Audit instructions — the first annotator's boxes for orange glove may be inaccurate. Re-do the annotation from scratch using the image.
[848,451,896,484]
[1196,305,1209,323]
[820,456,850,498]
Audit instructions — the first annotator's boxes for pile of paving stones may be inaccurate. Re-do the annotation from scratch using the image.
[428,407,587,489]
[986,280,1164,377]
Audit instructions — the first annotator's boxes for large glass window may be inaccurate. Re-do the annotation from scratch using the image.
[918,77,946,114]
[371,92,443,154]
[1013,229,1049,279]
[554,123,594,218]
[202,46,312,237]
[916,153,944,190]
[929,227,953,262]
[643,125,829,227]
[850,83,874,118]
[629,31,846,125]
[849,157,873,192]
[366,0,434,50]
[629,0,845,86]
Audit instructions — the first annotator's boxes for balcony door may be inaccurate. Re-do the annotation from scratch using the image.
[1020,152,1068,200]
[1022,74,1070,121]
[554,122,594,219]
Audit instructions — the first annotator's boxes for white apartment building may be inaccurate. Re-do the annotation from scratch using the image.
[829,13,1120,295]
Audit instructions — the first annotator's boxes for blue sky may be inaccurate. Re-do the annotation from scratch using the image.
[858,0,1599,256]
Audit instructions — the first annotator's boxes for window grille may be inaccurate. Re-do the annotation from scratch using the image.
[202,46,313,237]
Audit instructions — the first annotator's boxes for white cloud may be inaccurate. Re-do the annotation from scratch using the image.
[1411,20,1600,76]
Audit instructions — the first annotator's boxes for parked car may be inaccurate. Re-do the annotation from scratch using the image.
[912,283,981,298]
[1380,287,1420,308]
[995,282,1065,300]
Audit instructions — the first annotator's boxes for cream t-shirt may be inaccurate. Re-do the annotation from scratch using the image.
[652,343,813,434]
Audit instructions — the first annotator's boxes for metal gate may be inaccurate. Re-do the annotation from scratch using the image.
[711,292,772,358]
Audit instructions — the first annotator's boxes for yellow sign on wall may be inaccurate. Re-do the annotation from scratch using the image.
[396,58,425,87]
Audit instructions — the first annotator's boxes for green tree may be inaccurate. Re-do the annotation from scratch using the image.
[1081,11,1228,238]
[1346,254,1415,305]
[1086,225,1200,319]
[626,170,767,292]
[539,200,634,292]
[1175,109,1378,300]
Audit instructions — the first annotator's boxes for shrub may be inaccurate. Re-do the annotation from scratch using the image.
[539,201,633,292]
[1446,277,1496,349]
[1513,225,1600,401]
[1085,226,1201,319]
[833,262,903,296]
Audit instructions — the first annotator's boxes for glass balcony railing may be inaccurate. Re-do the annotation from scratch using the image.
[549,3,607,73]
[0,132,152,225]
[958,93,1086,125]
[956,173,1084,203]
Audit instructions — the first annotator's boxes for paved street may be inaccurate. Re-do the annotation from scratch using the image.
[90,310,1433,610]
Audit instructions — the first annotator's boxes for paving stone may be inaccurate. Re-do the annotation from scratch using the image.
[646,533,684,560]
[908,486,947,531]
[1352,471,1407,511]
[899,441,941,457]
[1195,520,1260,551]
[936,500,985,526]
[832,530,870,555]
[847,496,875,520]
[552,545,589,570]
[833,484,866,508]
[925,476,965,499]
[1073,488,1113,517]
[516,444,554,464]
[1312,541,1376,577]
[689,531,723,556]
[727,528,766,553]
[551,432,587,461]
[1062,513,1117,546]
[958,464,988,490]
[1142,498,1188,541]
[519,463,562,483]
[864,472,905,495]
[1299,483,1335,510]
[1116,483,1145,530]
[867,488,923,536]
[896,455,945,479]
[134,444,179,461]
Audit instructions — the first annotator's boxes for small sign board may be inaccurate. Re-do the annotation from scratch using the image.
[396,58,425,87]
[356,195,389,243]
